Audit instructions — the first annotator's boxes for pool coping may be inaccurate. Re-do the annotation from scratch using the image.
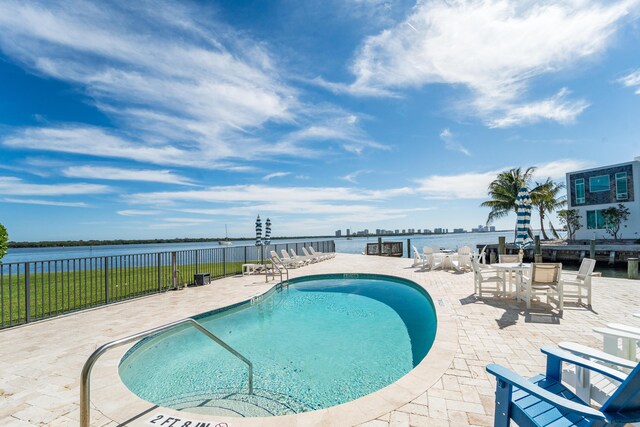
[90,272,458,426]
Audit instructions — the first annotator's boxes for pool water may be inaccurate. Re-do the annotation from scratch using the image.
[118,274,437,417]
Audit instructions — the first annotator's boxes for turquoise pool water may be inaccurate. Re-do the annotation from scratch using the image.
[118,274,437,417]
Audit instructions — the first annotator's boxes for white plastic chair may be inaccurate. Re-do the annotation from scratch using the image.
[561,258,596,308]
[457,246,472,271]
[521,263,563,312]
[471,258,504,297]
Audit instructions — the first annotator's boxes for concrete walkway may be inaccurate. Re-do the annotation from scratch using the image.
[1,253,638,426]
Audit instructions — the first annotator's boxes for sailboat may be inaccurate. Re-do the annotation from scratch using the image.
[218,225,233,246]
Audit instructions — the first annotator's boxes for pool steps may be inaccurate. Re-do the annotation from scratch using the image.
[157,388,316,417]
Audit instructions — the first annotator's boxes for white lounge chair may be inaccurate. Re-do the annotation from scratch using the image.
[520,263,563,312]
[271,250,303,269]
[282,249,308,266]
[309,246,334,260]
[471,257,504,297]
[301,247,321,263]
[561,258,596,308]
[290,248,315,264]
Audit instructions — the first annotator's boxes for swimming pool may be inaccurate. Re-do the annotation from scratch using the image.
[118,274,437,417]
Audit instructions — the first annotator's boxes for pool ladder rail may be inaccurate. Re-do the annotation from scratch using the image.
[267,255,289,285]
[80,318,253,427]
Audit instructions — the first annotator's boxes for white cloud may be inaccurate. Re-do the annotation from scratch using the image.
[415,169,503,199]
[440,128,470,156]
[347,0,637,126]
[488,88,590,128]
[1,198,89,207]
[117,210,161,216]
[532,159,592,181]
[618,69,640,94]
[262,172,291,181]
[0,176,110,196]
[415,159,589,199]
[127,184,413,206]
[63,165,194,185]
[340,170,371,184]
[5,126,208,168]
[0,1,383,167]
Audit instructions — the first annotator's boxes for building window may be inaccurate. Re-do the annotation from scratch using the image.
[589,175,610,192]
[575,178,585,204]
[616,172,628,200]
[586,210,606,229]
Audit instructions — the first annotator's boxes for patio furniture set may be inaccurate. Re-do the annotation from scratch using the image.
[473,255,596,314]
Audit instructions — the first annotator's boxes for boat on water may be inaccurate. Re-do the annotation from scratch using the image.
[218,225,233,246]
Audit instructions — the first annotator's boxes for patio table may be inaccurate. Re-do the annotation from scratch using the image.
[433,252,460,271]
[491,262,531,299]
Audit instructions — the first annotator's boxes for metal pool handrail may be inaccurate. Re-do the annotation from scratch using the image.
[80,318,253,427]
[268,256,289,284]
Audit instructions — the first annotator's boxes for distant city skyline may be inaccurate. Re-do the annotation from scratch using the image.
[335,224,497,238]
[1,1,640,241]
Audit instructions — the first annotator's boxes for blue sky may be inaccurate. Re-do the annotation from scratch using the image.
[1,0,640,241]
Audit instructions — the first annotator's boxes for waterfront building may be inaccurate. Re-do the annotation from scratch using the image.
[566,157,640,240]
[453,228,465,233]
[335,230,342,237]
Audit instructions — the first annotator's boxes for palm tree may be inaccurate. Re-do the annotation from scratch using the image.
[481,167,537,226]
[531,179,566,240]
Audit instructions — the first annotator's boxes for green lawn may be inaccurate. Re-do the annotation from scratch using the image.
[0,259,262,328]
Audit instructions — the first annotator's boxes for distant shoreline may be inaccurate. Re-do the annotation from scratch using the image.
[8,230,512,249]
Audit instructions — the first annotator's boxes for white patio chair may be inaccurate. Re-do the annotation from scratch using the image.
[561,258,596,308]
[498,254,520,293]
[422,247,435,270]
[558,341,637,406]
[471,257,504,297]
[593,324,640,362]
[457,246,472,271]
[521,263,563,313]
[499,254,520,263]
[412,246,426,268]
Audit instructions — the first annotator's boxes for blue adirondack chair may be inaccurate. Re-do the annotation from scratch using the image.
[486,345,640,426]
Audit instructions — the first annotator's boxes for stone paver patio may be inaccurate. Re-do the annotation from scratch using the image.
[1,253,638,426]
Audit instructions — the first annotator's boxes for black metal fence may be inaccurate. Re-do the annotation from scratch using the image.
[0,240,335,329]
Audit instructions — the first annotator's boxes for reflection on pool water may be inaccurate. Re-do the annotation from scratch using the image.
[119,274,437,417]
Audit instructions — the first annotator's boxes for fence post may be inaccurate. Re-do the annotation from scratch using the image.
[195,250,199,274]
[104,257,109,304]
[244,246,247,264]
[590,239,596,260]
[157,253,162,292]
[407,239,411,258]
[498,236,506,255]
[25,263,31,323]
[378,237,382,256]
[223,248,227,276]
[171,252,177,289]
